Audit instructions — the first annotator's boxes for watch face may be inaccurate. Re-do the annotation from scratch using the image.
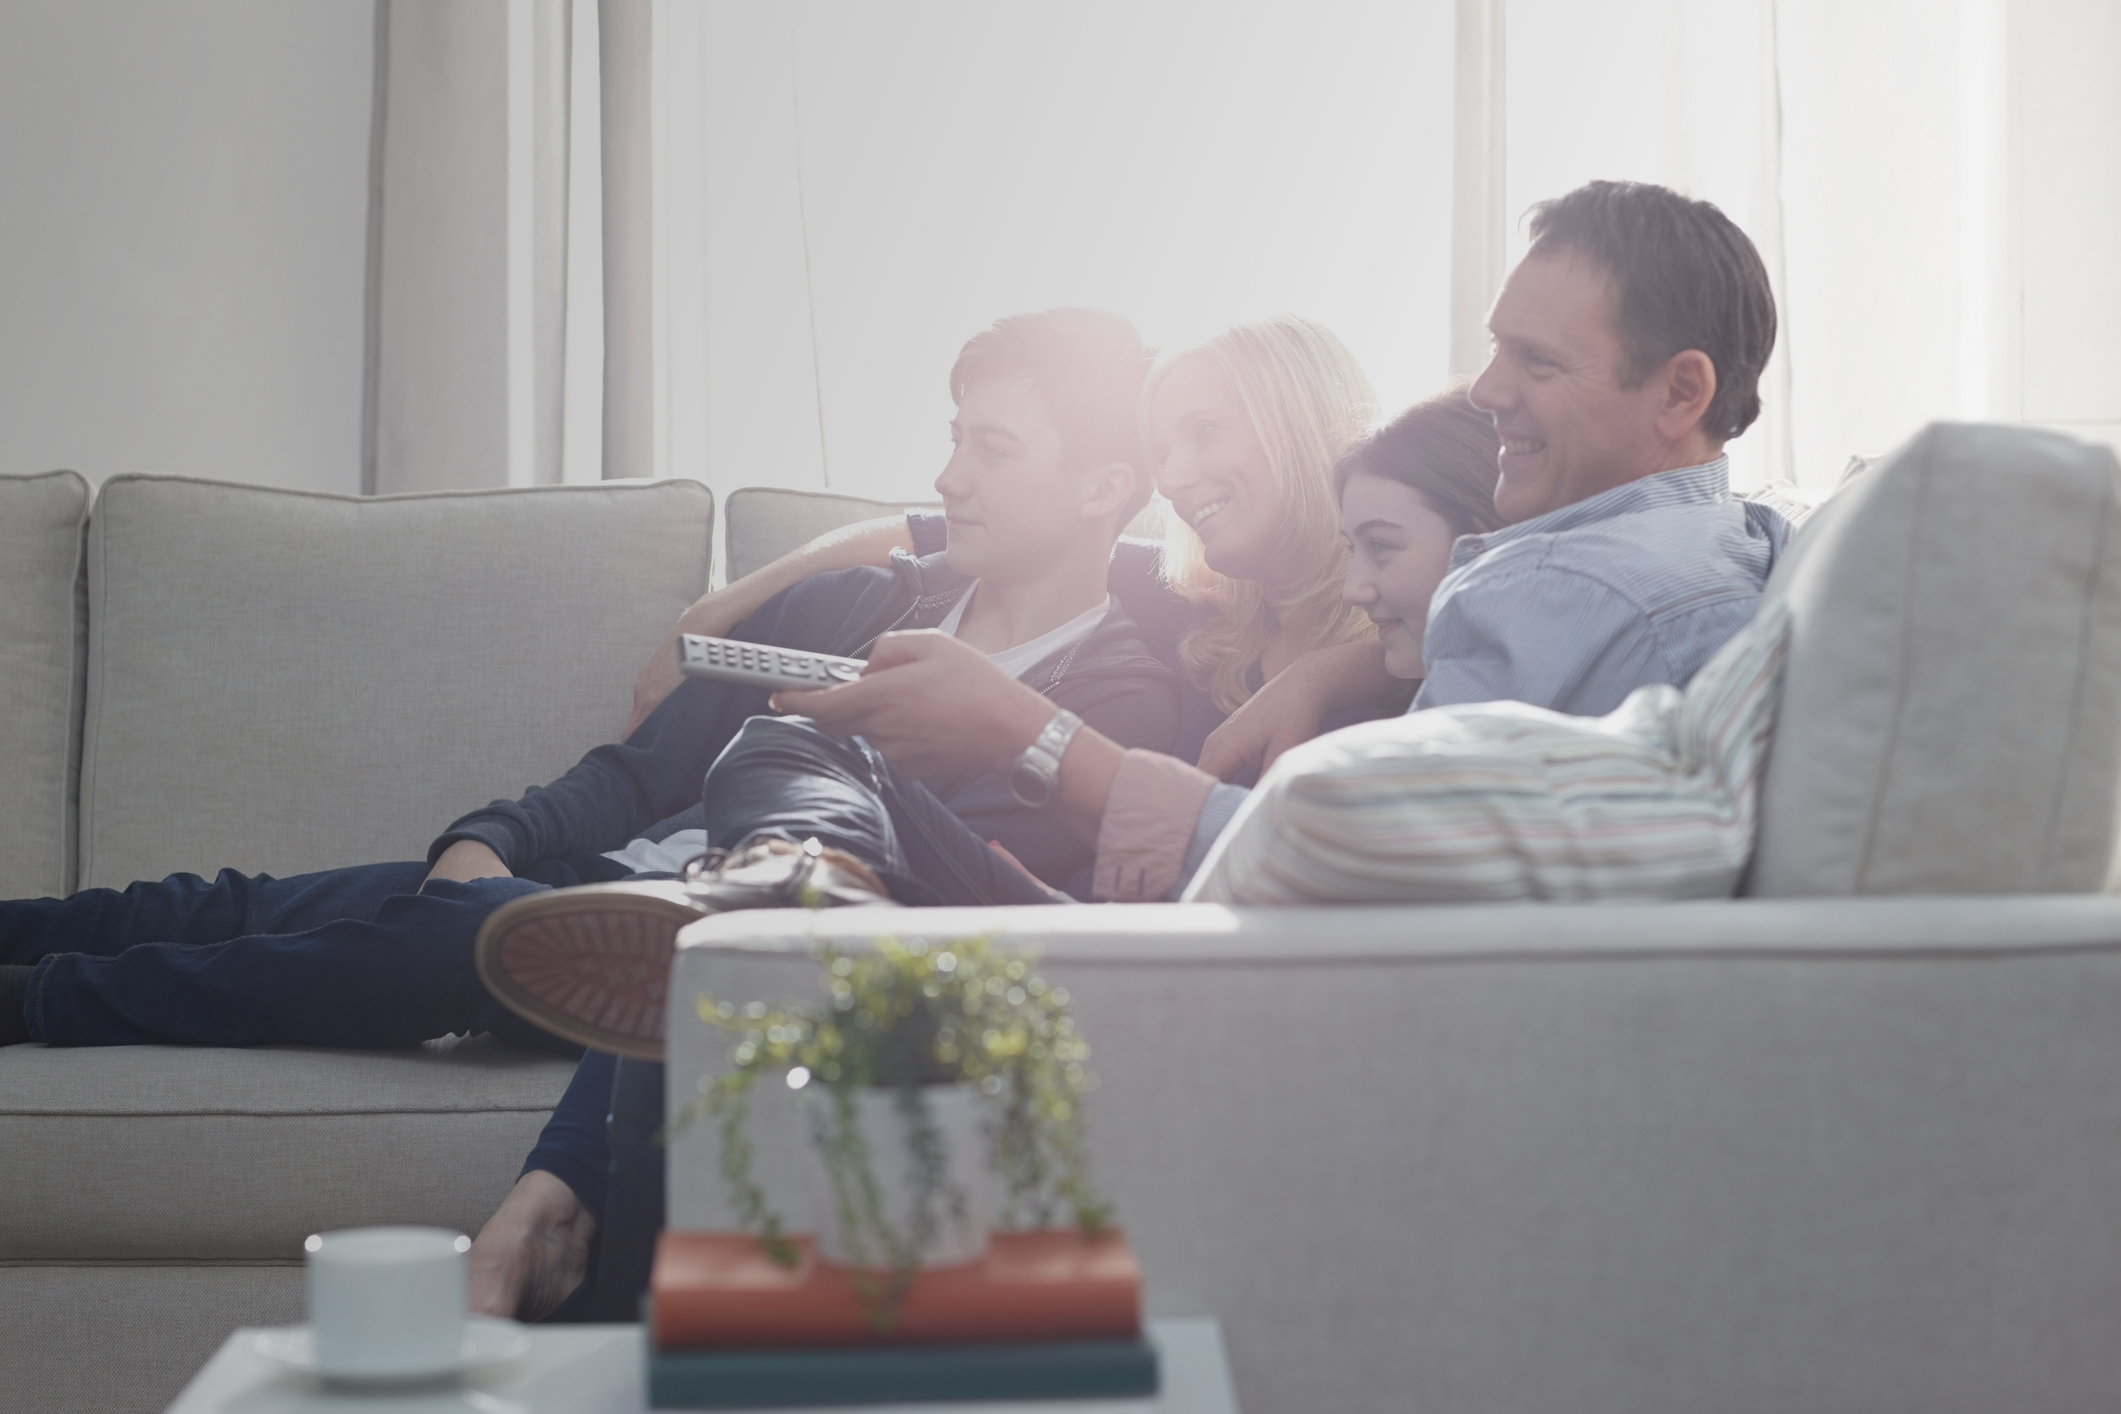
[1009,761,1052,808]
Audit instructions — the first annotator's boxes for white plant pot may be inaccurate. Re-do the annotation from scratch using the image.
[798,1082,992,1270]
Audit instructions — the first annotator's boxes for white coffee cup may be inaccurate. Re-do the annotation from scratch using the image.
[304,1226,470,1379]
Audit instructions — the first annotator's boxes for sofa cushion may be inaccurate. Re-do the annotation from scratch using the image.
[1186,598,1790,905]
[1748,422,2121,895]
[722,487,935,583]
[0,471,90,900]
[0,1038,575,1260]
[78,475,712,888]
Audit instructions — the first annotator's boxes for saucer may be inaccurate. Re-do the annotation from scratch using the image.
[253,1317,531,1384]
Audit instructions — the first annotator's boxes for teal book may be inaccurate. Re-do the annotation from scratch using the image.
[646,1337,1161,1408]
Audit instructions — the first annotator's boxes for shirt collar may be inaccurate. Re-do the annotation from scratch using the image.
[1448,455,1732,569]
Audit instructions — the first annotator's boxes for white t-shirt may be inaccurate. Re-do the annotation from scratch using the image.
[598,584,1112,875]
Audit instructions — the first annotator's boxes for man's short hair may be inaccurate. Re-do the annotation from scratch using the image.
[1526,181,1776,442]
[949,309,1156,522]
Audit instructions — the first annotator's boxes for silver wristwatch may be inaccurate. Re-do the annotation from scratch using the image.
[1007,708,1085,809]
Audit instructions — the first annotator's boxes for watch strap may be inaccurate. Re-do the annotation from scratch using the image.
[1008,708,1085,809]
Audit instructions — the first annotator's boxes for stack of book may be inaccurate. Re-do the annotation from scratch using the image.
[647,1229,1159,1408]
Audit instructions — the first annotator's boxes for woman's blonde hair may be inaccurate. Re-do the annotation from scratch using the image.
[1150,315,1380,713]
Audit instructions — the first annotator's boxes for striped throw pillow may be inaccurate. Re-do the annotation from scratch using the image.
[1185,598,1792,905]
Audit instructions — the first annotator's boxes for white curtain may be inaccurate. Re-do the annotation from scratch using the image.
[655,0,1459,520]
[365,0,609,494]
[367,0,2121,507]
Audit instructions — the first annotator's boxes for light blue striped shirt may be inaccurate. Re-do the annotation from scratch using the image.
[1412,457,1788,717]
[1167,456,1789,898]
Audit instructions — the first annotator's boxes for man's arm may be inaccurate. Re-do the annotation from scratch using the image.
[624,516,914,738]
[1415,566,1667,717]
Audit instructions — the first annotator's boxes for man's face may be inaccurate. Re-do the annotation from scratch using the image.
[934,374,1095,581]
[1469,249,1676,524]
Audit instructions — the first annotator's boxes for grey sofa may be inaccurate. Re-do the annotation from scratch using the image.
[0,471,925,1413]
[8,422,2121,1414]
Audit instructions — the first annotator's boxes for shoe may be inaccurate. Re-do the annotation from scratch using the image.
[474,838,893,1060]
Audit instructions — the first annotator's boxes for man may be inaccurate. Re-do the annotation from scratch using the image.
[0,308,1179,1053]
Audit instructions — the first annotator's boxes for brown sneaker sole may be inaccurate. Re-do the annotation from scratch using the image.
[474,886,703,1061]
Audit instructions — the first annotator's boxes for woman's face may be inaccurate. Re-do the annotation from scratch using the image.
[1147,355,1285,583]
[1339,470,1462,678]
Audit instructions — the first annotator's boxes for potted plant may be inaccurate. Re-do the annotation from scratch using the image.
[674,936,1111,1326]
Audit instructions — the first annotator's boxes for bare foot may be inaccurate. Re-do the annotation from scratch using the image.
[467,1170,598,1320]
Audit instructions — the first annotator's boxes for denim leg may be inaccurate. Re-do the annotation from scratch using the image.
[26,873,564,1049]
[0,861,431,966]
[583,1058,667,1322]
[523,1049,620,1220]
[700,716,1058,908]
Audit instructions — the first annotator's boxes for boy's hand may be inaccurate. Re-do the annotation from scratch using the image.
[468,1170,597,1320]
[421,839,511,892]
[772,631,1053,779]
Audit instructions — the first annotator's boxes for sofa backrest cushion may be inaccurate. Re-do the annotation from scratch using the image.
[78,475,712,889]
[1748,422,2121,896]
[0,471,91,899]
[722,488,937,583]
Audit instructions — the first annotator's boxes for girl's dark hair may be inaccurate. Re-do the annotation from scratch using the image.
[1332,388,1503,539]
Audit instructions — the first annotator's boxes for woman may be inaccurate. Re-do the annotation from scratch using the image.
[470,383,1504,1323]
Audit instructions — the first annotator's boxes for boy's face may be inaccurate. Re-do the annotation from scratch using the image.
[935,373,1106,582]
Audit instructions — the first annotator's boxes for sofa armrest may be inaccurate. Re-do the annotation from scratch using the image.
[668,897,2121,1413]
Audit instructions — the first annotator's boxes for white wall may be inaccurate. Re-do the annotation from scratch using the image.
[0,1,372,492]
[1776,0,1967,481]
[2016,0,2121,455]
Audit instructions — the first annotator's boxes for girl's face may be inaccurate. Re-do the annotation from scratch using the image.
[1147,355,1285,583]
[1339,470,1462,678]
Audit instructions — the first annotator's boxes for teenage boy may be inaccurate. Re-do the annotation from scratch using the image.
[0,308,1179,1052]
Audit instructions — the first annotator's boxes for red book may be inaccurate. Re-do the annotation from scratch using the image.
[651,1229,1142,1350]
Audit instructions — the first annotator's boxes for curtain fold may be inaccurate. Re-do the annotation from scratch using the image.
[364,0,590,495]
[597,0,652,483]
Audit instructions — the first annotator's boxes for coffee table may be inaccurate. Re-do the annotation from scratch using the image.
[165,1318,1240,1413]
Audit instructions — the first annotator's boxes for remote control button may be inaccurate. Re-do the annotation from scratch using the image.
[824,661,861,682]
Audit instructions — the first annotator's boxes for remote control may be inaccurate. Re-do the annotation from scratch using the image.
[677,634,867,692]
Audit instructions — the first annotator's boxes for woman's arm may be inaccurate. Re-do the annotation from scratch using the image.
[1195,636,1415,781]
[624,514,915,738]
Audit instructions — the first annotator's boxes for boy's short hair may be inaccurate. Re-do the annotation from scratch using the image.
[949,309,1157,522]
[1526,180,1777,443]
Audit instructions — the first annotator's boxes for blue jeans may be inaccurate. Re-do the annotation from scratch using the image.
[3,860,589,1049]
